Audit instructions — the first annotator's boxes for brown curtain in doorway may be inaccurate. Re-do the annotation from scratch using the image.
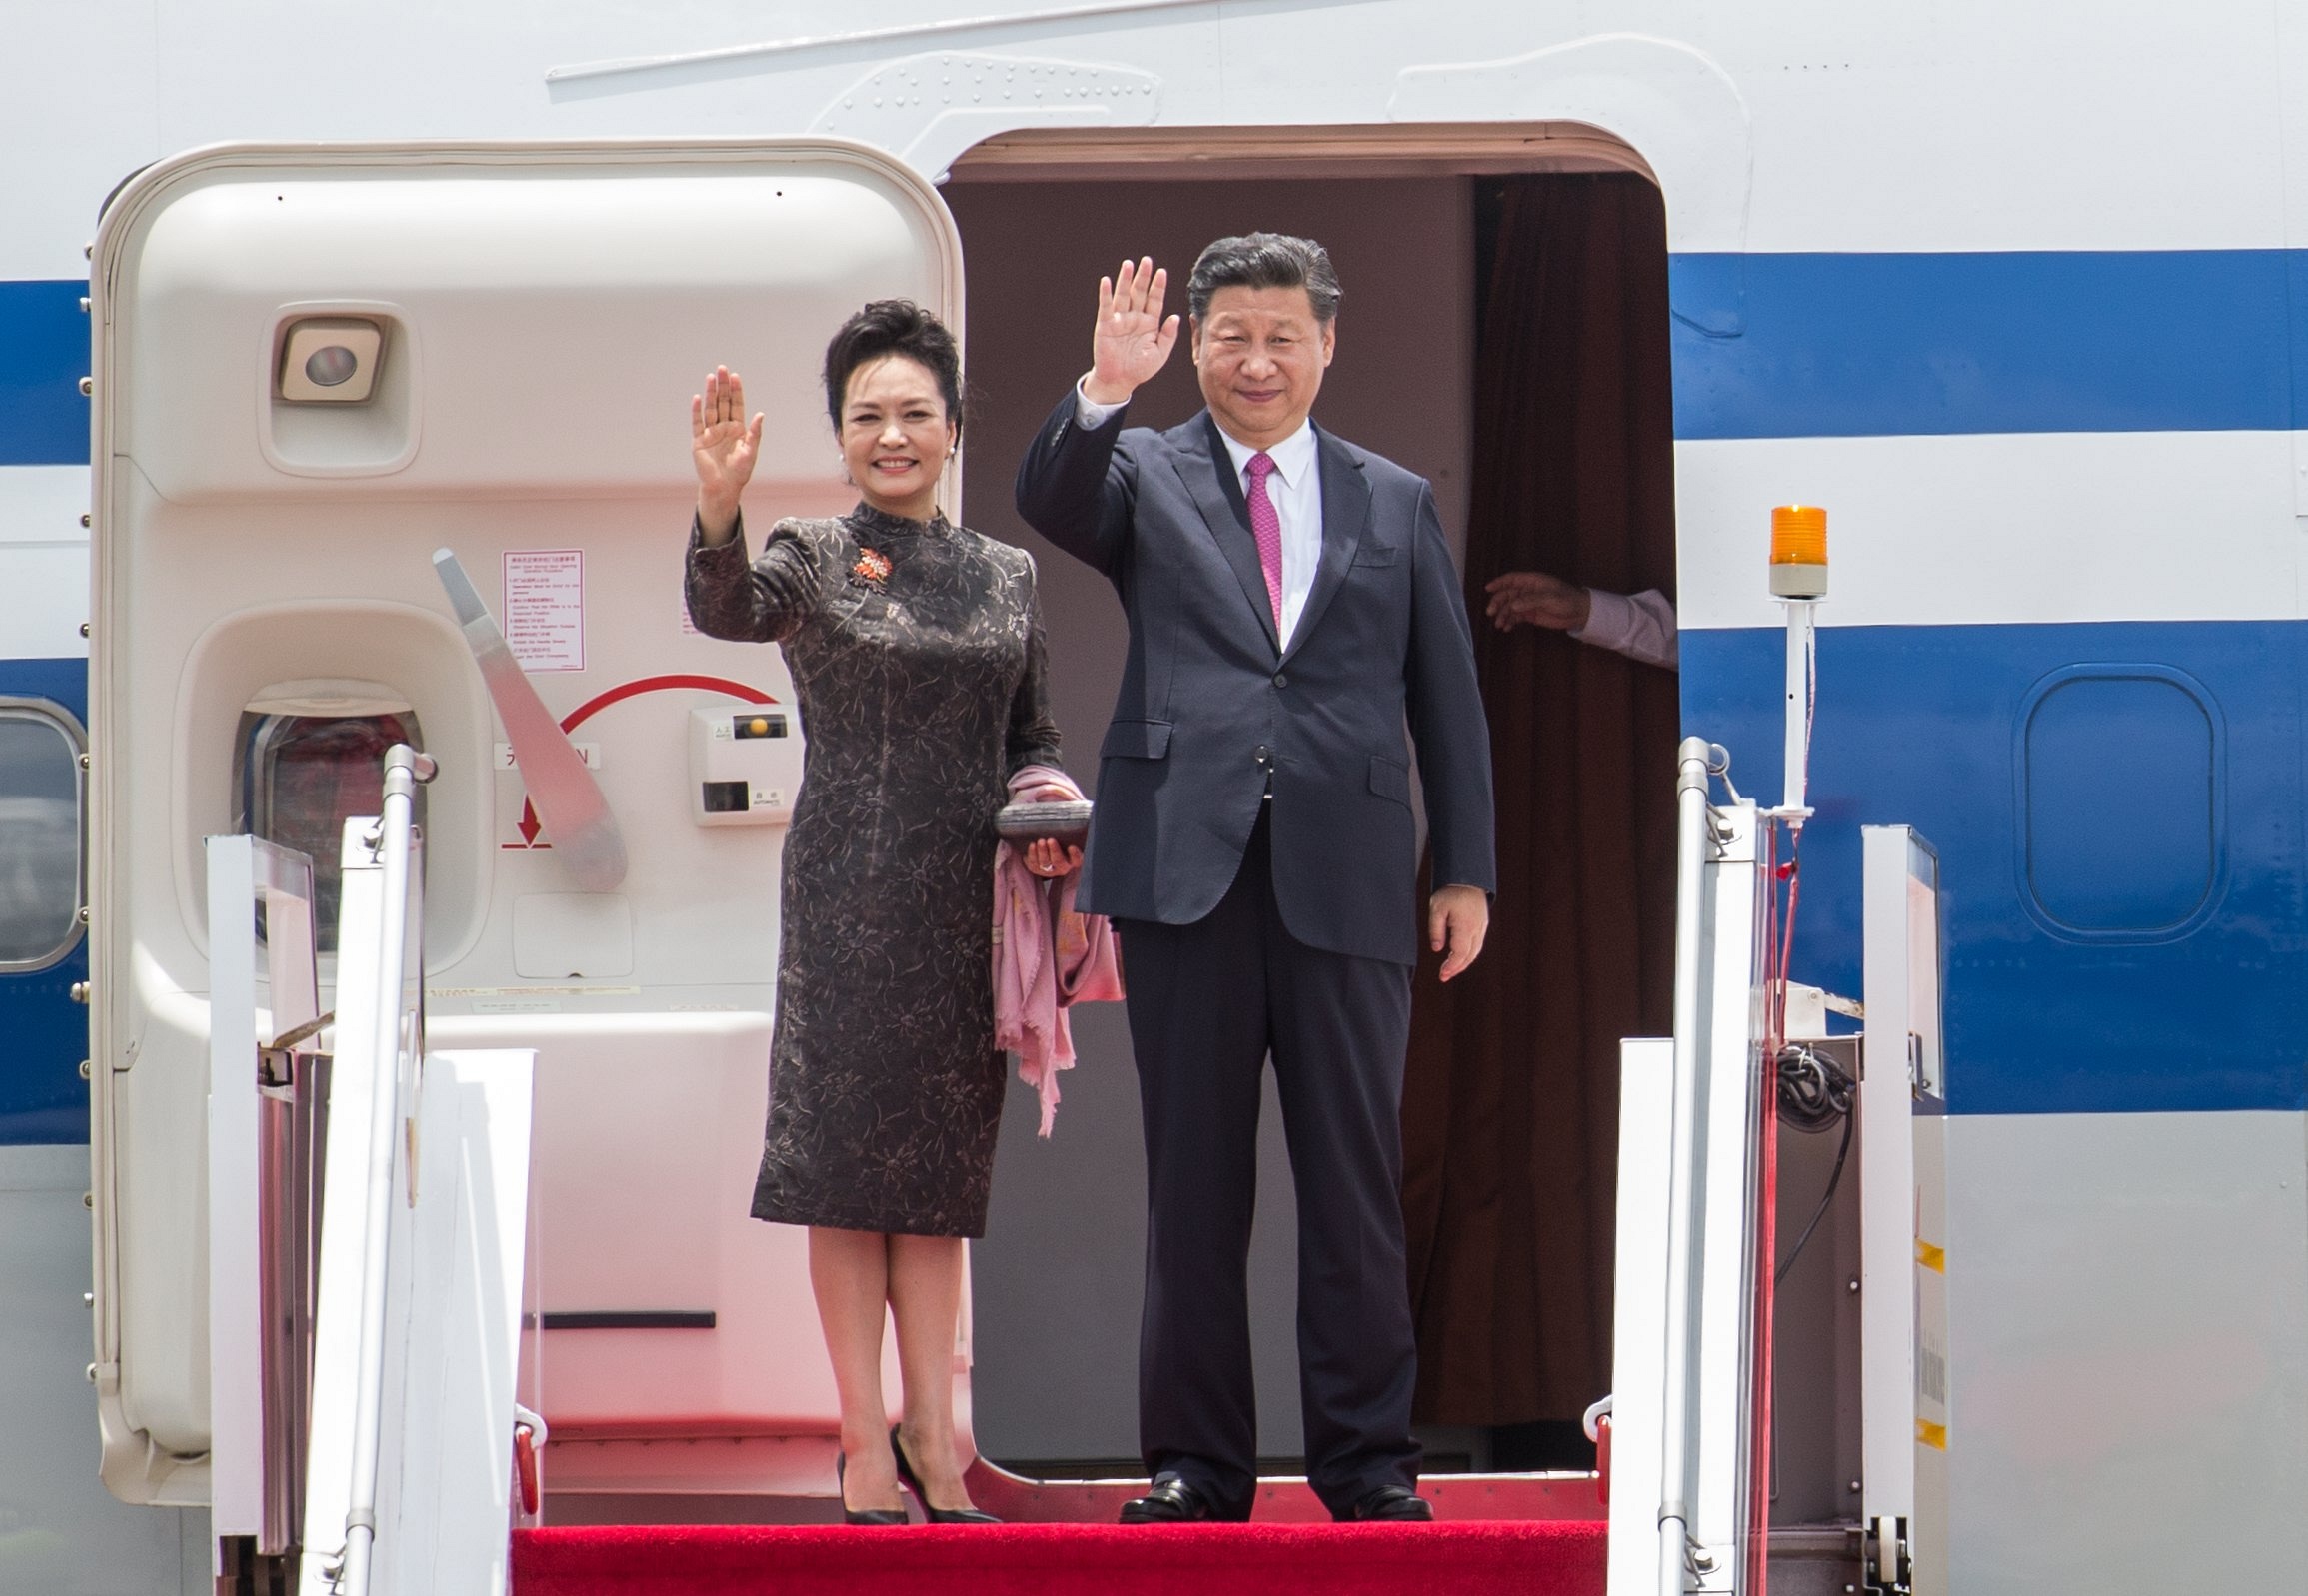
[1401,172,1680,1429]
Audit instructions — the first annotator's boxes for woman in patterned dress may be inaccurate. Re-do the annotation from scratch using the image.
[684,303,1077,1525]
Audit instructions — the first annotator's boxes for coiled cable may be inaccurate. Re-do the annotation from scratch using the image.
[1774,1042,1856,1285]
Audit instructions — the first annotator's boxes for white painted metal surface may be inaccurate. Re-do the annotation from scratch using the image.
[300,804,420,1596]
[1779,603,1813,818]
[1656,743,1716,1594]
[365,1050,535,1596]
[0,1146,205,1593]
[1859,826,1948,1594]
[1945,1110,2308,1595]
[287,768,533,1596]
[1674,431,2308,633]
[335,753,430,1596]
[1627,745,1762,1596]
[204,835,319,1551]
[1911,1103,1948,1596]
[548,0,1211,83]
[10,3,2302,279]
[809,53,1165,182]
[1608,1038,1672,1596]
[1687,803,1761,1586]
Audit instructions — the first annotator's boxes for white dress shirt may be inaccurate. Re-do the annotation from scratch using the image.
[1570,588,1679,670]
[1077,381,1325,649]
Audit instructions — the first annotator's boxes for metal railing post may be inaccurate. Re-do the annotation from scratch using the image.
[335,744,434,1596]
[1658,735,1717,1596]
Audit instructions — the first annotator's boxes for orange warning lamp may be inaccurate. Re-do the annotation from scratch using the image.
[1769,504,1827,599]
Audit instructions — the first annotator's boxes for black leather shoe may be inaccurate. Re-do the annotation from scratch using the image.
[1342,1484,1433,1522]
[836,1450,909,1526]
[1120,1476,1217,1523]
[891,1427,1003,1524]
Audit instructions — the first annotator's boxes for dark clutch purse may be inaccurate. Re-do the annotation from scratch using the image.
[995,798,1093,846]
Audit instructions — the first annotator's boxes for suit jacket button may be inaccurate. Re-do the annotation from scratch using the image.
[1254,745,1271,765]
[1272,672,1289,689]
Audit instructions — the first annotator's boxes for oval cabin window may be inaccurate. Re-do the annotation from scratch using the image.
[2020,666,2223,938]
[0,705,85,969]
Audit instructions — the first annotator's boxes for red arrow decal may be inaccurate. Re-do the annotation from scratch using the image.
[510,674,779,847]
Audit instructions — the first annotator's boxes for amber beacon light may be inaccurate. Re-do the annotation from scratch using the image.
[1769,504,1828,598]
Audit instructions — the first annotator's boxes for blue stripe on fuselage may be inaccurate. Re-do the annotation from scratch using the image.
[4,252,2307,449]
[0,281,89,466]
[0,658,90,1144]
[1683,620,2308,1117]
[1669,251,2302,438]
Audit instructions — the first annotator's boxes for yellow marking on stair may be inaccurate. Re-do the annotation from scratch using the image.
[1915,1240,1946,1273]
[1916,1419,1948,1451]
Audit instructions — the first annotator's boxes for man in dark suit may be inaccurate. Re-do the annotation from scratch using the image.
[1014,236,1496,1525]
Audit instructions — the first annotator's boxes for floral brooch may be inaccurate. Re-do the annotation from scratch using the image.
[850,548,893,588]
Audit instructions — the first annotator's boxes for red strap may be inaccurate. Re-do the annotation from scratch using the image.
[514,1423,541,1517]
[1595,1414,1612,1510]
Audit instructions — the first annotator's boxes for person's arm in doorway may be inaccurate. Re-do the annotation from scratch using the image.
[1484,570,1678,670]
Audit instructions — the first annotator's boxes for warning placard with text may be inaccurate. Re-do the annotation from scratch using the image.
[503,549,585,672]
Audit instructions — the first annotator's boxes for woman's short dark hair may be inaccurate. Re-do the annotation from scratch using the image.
[823,299,964,438]
[1187,233,1342,324]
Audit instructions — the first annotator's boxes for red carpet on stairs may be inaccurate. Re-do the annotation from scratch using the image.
[514,1521,1607,1596]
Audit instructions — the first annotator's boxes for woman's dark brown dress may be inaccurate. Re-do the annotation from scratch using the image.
[686,503,1061,1238]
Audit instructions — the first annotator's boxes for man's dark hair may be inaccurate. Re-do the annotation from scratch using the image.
[1186,233,1342,324]
[822,299,964,439]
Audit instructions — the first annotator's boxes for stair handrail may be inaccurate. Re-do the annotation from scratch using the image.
[332,743,435,1596]
[1657,735,1720,1596]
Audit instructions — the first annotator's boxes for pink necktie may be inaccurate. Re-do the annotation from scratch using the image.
[1244,451,1284,632]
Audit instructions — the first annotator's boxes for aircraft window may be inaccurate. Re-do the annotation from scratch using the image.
[2020,665,2223,939]
[235,704,424,953]
[0,705,85,971]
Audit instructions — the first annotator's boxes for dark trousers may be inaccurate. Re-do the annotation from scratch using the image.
[1116,807,1420,1520]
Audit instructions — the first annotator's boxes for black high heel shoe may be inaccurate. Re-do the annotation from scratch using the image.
[891,1427,1003,1524]
[836,1449,909,1526]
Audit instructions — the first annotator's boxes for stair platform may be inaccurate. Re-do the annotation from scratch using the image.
[513,1520,1608,1596]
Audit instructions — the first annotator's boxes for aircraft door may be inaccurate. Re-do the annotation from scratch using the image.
[88,141,962,1502]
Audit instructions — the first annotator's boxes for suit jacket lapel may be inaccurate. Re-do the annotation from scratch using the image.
[1280,424,1370,667]
[1169,412,1281,655]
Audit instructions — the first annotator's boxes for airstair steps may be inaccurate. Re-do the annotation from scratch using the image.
[510,1520,1608,1596]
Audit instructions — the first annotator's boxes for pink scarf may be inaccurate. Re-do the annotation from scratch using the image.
[993,765,1124,1135]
